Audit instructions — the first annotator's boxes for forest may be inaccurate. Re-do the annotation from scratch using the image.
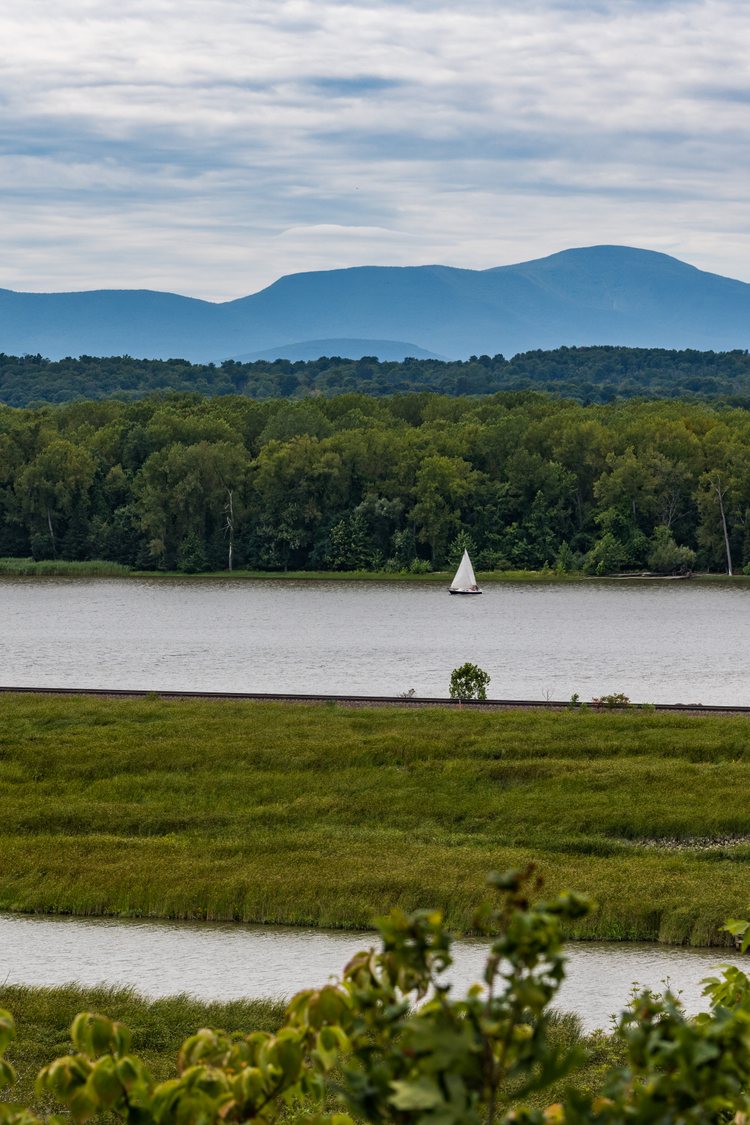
[1,390,749,575]
[2,345,750,407]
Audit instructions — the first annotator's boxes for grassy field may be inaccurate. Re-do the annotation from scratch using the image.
[2,695,750,943]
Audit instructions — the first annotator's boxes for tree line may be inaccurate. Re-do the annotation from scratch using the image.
[1,390,749,575]
[2,346,750,408]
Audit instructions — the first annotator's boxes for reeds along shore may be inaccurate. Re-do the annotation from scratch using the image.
[0,694,749,945]
[1,557,749,582]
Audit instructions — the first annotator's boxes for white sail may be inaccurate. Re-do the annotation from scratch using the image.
[450,549,478,591]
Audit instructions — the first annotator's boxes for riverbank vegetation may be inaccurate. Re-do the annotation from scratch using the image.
[0,872,741,1125]
[0,558,130,577]
[2,695,750,944]
[2,390,750,576]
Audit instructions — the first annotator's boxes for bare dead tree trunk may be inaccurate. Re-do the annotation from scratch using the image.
[224,488,234,572]
[660,488,680,529]
[46,506,56,558]
[713,475,733,576]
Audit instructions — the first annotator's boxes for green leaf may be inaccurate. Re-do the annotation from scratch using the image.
[487,868,526,892]
[389,1076,445,1111]
[70,1013,120,1058]
[0,1011,15,1056]
[0,1058,17,1092]
[721,919,749,937]
[87,1058,123,1108]
[315,1025,349,1070]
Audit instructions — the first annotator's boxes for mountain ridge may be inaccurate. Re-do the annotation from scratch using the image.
[1,246,748,362]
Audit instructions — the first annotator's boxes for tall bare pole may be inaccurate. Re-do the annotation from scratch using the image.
[712,474,733,576]
[225,488,234,572]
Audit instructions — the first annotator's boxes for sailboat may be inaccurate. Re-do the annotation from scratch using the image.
[448,549,482,595]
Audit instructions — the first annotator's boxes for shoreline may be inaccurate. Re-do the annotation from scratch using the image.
[0,558,747,583]
[0,684,748,716]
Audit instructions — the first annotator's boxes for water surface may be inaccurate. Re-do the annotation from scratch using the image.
[0,912,741,1033]
[1,576,749,703]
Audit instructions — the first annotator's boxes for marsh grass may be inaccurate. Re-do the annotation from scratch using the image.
[1,696,750,943]
[3,559,749,585]
[0,558,130,577]
[0,985,620,1118]
[0,984,283,1110]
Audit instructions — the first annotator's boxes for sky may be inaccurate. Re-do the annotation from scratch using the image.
[1,0,749,300]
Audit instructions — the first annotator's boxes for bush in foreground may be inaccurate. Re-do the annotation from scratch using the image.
[2,868,750,1124]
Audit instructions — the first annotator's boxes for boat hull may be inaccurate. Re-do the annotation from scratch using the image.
[448,589,482,595]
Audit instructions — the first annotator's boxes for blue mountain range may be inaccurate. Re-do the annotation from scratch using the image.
[1,245,748,362]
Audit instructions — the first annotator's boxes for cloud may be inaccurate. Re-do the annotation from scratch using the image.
[0,0,748,298]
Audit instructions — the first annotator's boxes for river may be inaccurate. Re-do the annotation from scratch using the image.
[0,912,743,1033]
[1,576,749,704]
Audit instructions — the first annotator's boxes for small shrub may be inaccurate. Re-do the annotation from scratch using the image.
[582,532,629,575]
[591,692,630,709]
[648,526,696,575]
[555,540,579,574]
[449,662,491,701]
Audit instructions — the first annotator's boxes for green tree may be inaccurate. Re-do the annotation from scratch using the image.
[251,437,346,571]
[449,662,491,701]
[447,529,477,567]
[135,441,247,569]
[410,455,474,565]
[327,510,371,570]
[16,439,97,558]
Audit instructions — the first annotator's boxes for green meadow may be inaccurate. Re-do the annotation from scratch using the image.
[1,695,750,943]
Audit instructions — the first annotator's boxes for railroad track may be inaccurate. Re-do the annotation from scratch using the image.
[0,685,747,715]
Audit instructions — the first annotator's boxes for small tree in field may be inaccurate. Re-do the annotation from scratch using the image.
[449,662,490,701]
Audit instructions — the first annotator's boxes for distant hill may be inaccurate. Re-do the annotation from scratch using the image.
[233,338,442,362]
[1,246,749,361]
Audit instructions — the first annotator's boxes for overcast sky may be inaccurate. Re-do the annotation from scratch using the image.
[1,0,748,299]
